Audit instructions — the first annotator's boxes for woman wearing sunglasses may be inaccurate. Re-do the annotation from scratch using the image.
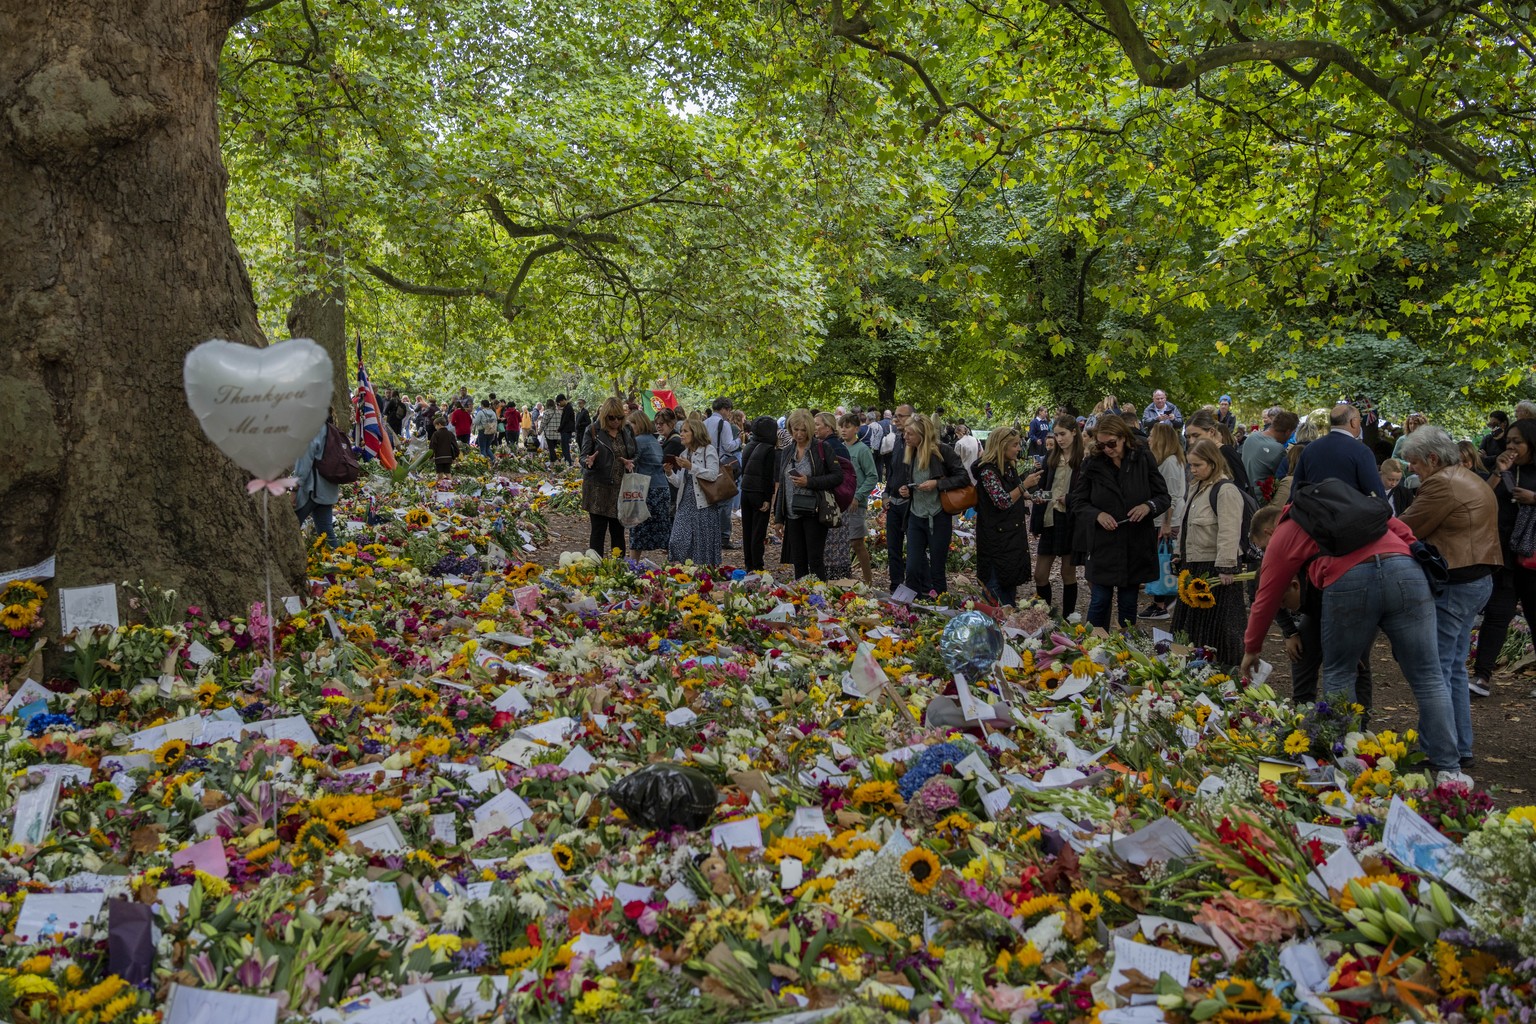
[1068,414,1170,629]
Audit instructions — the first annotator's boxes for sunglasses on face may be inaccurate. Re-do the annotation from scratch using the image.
[1097,438,1120,449]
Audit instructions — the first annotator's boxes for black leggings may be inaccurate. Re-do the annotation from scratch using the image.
[1473,563,1536,678]
[588,514,625,558]
[783,516,828,580]
[741,496,771,571]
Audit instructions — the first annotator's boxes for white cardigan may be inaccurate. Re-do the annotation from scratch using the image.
[666,443,721,505]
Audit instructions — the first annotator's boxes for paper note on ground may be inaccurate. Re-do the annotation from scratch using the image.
[1107,935,1192,1004]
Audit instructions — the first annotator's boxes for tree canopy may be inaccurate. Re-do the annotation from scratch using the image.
[222,0,1536,417]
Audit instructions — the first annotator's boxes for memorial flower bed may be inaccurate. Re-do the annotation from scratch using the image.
[1,468,1533,1023]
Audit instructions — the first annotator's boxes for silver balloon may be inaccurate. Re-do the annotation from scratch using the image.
[939,610,1004,678]
[184,338,334,480]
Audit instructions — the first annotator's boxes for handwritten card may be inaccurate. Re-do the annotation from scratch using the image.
[59,583,119,634]
[843,643,888,699]
[474,789,533,831]
[512,585,540,614]
[1106,935,1192,1004]
[787,806,832,838]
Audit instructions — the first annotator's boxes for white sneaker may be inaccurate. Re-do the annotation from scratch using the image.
[1435,770,1474,787]
[1468,675,1491,698]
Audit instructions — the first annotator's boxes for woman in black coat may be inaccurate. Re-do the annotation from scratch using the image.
[770,408,846,580]
[740,415,781,572]
[1068,414,1171,629]
[973,427,1042,607]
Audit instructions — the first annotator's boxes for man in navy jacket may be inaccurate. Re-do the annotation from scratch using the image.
[1292,403,1384,497]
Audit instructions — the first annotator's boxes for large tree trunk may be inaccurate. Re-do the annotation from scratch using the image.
[0,0,305,618]
[286,203,352,424]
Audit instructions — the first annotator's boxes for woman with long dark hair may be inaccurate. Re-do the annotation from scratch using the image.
[1470,418,1536,697]
[1034,414,1083,615]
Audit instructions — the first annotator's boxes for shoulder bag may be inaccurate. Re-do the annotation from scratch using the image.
[696,447,738,507]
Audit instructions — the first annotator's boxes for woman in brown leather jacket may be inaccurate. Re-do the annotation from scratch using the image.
[1400,425,1503,769]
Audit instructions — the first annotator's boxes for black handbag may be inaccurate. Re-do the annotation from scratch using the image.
[790,490,819,516]
[1409,539,1450,596]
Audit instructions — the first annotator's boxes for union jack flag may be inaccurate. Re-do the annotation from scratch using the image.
[354,337,396,470]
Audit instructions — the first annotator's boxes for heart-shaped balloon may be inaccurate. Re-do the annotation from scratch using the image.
[184,338,334,480]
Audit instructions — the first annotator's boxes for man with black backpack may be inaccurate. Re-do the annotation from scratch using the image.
[1243,479,1469,785]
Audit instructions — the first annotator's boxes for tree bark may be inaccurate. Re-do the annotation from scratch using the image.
[0,0,306,617]
[286,203,352,424]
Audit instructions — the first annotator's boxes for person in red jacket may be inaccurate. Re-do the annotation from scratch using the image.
[1242,512,1466,783]
[503,402,523,450]
[449,400,473,450]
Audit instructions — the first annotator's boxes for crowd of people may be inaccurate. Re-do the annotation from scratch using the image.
[340,384,1536,789]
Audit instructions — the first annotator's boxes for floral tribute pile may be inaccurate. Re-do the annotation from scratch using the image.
[2,461,1535,1024]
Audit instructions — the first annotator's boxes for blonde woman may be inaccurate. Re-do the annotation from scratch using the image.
[579,396,636,556]
[771,408,845,579]
[666,418,723,565]
[897,415,970,595]
[973,427,1041,606]
[1171,439,1247,663]
[1143,421,1187,620]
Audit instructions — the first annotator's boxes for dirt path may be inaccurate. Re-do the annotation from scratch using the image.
[531,511,1534,798]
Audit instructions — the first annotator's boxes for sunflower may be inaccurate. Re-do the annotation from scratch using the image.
[404,508,435,529]
[551,843,576,871]
[3,580,47,604]
[900,848,942,894]
[850,780,903,808]
[934,813,975,837]
[1069,888,1104,921]
[1205,979,1290,1022]
[1185,575,1216,609]
[294,818,348,858]
[0,603,38,630]
[153,738,188,767]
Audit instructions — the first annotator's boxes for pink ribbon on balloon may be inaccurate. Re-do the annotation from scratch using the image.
[246,476,298,496]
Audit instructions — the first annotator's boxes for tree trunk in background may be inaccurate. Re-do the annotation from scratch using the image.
[875,355,898,412]
[286,204,352,424]
[0,0,305,617]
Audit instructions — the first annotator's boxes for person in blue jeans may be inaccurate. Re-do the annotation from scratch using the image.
[1244,512,1467,784]
[1400,426,1504,769]
[895,416,970,595]
[293,414,341,548]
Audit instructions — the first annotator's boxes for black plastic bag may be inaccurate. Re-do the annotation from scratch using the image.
[108,899,155,986]
[607,763,717,830]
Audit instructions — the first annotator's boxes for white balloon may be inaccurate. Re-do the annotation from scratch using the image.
[184,338,335,480]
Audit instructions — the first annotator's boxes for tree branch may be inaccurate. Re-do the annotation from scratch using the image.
[503,242,566,320]
[364,264,502,302]
[239,0,288,18]
[1087,0,1501,181]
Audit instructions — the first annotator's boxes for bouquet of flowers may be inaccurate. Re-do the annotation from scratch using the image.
[1177,568,1255,608]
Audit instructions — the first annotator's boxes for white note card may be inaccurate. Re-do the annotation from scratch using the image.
[59,584,119,634]
[165,984,280,1024]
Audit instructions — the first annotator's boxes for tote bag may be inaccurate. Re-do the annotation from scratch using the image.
[618,472,651,527]
[1145,538,1179,597]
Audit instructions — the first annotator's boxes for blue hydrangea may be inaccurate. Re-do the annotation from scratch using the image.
[25,713,74,737]
[897,742,967,801]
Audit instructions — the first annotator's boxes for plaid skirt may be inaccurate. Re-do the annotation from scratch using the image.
[1168,560,1246,667]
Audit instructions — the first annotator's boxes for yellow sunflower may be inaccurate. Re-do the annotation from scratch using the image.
[551,843,576,871]
[900,848,942,895]
[294,818,348,859]
[153,739,188,767]
[1205,979,1290,1022]
[3,580,47,603]
[1186,575,1216,609]
[1069,888,1104,921]
[0,603,38,630]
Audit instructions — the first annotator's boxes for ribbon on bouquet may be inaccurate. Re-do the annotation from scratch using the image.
[247,476,298,496]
